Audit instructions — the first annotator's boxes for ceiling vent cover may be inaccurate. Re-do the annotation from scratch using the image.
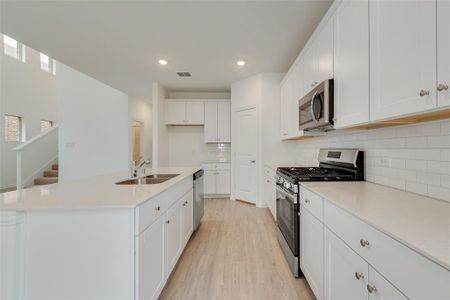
[176,72,191,77]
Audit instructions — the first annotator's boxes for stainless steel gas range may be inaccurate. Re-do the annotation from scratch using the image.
[276,148,364,277]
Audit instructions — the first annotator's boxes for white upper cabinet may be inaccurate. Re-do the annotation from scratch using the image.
[333,0,369,128]
[165,100,204,125]
[369,0,437,121]
[185,102,205,124]
[437,0,450,107]
[280,76,294,139]
[165,101,186,125]
[204,101,231,143]
[304,20,334,95]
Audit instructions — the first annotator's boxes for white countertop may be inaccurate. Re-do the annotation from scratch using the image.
[300,181,450,270]
[0,166,201,211]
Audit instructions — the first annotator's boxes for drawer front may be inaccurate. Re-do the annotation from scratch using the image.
[202,163,231,171]
[136,177,193,235]
[300,187,324,221]
[324,201,450,299]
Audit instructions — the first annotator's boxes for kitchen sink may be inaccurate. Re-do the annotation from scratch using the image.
[115,174,179,185]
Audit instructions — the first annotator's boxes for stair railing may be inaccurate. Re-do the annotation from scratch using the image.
[12,125,59,189]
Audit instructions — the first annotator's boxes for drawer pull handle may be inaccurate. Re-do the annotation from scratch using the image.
[155,206,161,211]
[367,284,377,294]
[419,89,430,97]
[166,220,170,224]
[305,199,310,204]
[354,272,364,280]
[360,239,370,247]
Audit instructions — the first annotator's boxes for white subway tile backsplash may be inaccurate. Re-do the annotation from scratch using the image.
[294,118,450,202]
[416,123,441,136]
[427,186,450,202]
[417,172,441,186]
[405,181,427,195]
[441,175,450,189]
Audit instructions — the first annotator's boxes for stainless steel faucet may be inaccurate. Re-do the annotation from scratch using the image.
[131,158,151,178]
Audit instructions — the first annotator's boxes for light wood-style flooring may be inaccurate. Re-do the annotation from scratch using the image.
[160,198,315,300]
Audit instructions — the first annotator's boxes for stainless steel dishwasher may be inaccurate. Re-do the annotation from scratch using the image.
[193,170,204,231]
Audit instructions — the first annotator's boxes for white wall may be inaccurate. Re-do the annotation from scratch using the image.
[128,98,152,163]
[57,63,129,182]
[151,82,169,168]
[293,119,450,202]
[0,43,58,189]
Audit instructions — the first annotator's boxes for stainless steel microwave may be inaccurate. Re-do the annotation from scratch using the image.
[298,79,334,131]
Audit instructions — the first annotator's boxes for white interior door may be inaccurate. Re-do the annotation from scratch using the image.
[234,107,258,204]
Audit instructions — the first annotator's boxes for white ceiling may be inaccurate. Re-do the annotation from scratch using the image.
[1,0,332,99]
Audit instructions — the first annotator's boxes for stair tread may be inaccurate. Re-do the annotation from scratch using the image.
[44,170,59,177]
[34,177,58,185]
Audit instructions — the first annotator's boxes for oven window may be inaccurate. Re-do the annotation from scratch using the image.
[276,188,299,255]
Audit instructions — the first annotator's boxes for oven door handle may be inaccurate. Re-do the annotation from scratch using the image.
[310,91,318,122]
[276,186,298,204]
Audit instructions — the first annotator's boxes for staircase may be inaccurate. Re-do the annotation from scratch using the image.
[34,164,59,186]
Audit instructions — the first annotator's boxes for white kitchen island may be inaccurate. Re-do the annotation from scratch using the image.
[0,166,201,300]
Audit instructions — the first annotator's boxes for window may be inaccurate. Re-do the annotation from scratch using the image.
[40,120,53,132]
[3,34,26,62]
[39,52,56,75]
[4,115,23,142]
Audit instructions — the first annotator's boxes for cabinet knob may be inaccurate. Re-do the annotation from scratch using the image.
[354,272,364,280]
[305,199,310,204]
[419,89,430,96]
[166,220,170,224]
[359,239,370,247]
[155,206,161,211]
[266,180,270,183]
[367,284,377,294]
[437,83,449,92]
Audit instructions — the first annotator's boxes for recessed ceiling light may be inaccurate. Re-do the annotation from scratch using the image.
[237,60,246,67]
[158,59,168,65]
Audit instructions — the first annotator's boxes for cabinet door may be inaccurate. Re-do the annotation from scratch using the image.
[136,216,165,300]
[316,19,334,83]
[292,59,305,101]
[165,101,186,124]
[324,228,368,300]
[264,172,276,220]
[186,101,204,124]
[301,207,324,300]
[204,102,218,142]
[215,170,230,194]
[304,42,318,94]
[217,102,231,143]
[181,190,193,247]
[368,267,407,300]
[334,0,369,128]
[203,171,216,194]
[369,0,436,121]
[280,79,290,139]
[165,201,182,275]
[437,0,450,107]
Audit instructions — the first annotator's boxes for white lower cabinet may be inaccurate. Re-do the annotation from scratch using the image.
[368,267,407,300]
[136,187,194,300]
[299,186,450,300]
[181,189,194,247]
[263,167,276,220]
[202,163,231,195]
[136,216,165,300]
[324,229,407,300]
[324,228,368,300]
[166,199,182,275]
[300,206,324,300]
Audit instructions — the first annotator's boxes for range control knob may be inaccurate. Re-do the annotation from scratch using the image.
[284,181,292,190]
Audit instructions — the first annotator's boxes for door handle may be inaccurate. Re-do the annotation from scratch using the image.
[250,160,256,163]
